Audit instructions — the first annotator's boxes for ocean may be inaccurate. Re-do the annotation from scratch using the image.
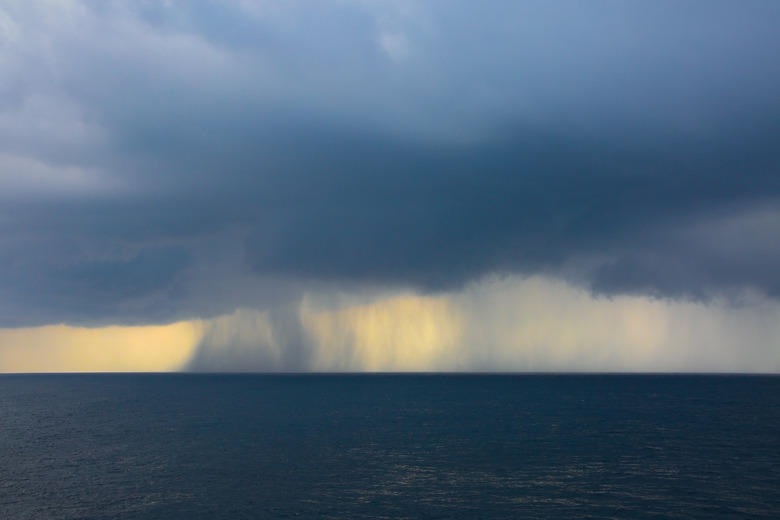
[1,374,778,519]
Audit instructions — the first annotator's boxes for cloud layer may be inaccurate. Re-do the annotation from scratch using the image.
[1,1,780,333]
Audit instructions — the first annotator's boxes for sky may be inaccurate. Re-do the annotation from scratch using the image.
[1,0,780,372]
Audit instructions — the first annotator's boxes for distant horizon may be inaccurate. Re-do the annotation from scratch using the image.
[3,371,779,377]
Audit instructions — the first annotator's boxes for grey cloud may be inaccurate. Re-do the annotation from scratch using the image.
[241,119,780,296]
[1,1,780,327]
[186,306,313,372]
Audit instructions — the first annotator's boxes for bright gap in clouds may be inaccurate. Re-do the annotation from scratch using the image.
[3,275,779,374]
[0,321,202,373]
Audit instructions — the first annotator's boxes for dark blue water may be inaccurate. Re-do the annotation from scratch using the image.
[1,374,778,519]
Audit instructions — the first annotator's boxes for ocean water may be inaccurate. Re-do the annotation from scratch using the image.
[0,374,778,519]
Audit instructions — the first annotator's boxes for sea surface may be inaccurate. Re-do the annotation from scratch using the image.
[0,374,778,519]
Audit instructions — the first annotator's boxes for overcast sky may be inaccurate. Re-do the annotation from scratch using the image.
[1,1,779,372]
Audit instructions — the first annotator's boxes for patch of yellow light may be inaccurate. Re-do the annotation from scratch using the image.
[0,321,203,373]
[300,294,464,372]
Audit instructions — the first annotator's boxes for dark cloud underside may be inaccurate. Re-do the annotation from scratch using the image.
[1,1,779,326]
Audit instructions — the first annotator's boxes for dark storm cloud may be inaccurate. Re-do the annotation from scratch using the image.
[1,1,779,326]
[241,118,780,296]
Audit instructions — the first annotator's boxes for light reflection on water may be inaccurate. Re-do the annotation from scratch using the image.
[0,374,779,519]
